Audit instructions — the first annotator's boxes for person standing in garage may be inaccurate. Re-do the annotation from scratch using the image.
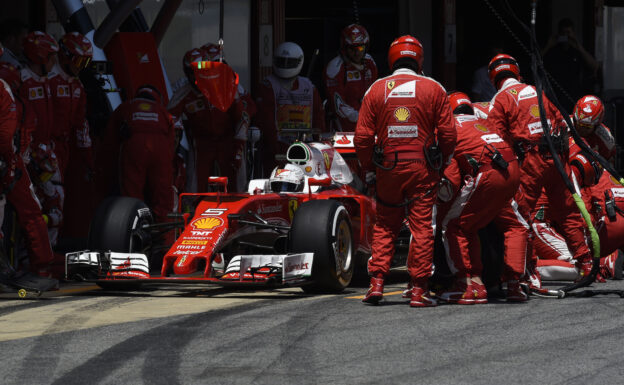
[0,48,54,278]
[324,24,377,132]
[355,35,456,307]
[169,47,248,192]
[113,85,176,224]
[255,42,325,176]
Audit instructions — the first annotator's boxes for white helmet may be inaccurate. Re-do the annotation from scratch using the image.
[269,163,305,192]
[273,42,304,79]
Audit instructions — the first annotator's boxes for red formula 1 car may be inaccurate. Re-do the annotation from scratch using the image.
[67,135,385,293]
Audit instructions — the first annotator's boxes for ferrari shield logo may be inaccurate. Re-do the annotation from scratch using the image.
[387,81,395,90]
[323,152,331,171]
[288,199,299,221]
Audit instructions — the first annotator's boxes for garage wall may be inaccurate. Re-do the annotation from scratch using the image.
[56,0,252,91]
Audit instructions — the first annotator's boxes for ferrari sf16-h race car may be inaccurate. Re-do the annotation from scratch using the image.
[67,133,409,293]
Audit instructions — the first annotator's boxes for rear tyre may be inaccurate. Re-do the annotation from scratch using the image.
[88,197,153,290]
[289,200,353,293]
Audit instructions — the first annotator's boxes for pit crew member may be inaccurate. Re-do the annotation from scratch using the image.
[531,95,617,281]
[324,24,377,132]
[0,55,54,277]
[355,35,456,307]
[486,53,592,300]
[20,31,65,248]
[169,47,249,192]
[438,92,520,305]
[112,85,175,223]
[255,42,325,176]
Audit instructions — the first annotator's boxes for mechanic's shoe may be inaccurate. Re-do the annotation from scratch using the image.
[402,281,413,299]
[575,260,606,283]
[362,277,384,304]
[470,281,488,304]
[437,281,473,305]
[599,252,620,279]
[524,261,542,289]
[506,280,528,302]
[409,279,437,307]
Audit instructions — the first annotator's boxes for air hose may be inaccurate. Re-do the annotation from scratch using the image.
[489,0,600,293]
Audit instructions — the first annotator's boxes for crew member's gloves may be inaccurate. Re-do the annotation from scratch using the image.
[365,171,376,185]
[437,178,454,203]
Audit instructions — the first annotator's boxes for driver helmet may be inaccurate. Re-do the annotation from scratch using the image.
[269,163,305,193]
[273,42,304,79]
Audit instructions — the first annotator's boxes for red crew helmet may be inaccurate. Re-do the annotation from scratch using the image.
[487,53,520,89]
[183,48,208,71]
[135,84,162,105]
[340,24,370,53]
[388,35,423,72]
[448,91,473,115]
[573,95,604,132]
[23,31,59,65]
[0,62,21,92]
[59,32,93,71]
[570,151,602,187]
[200,43,221,61]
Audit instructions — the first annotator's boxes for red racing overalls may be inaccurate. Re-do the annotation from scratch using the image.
[354,68,456,282]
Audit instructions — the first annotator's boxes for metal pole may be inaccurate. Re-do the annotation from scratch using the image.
[93,0,144,48]
[150,0,183,47]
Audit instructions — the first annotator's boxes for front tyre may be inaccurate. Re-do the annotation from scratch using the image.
[88,197,153,290]
[289,200,353,293]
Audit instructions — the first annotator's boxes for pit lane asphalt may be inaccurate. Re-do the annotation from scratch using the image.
[1,274,624,385]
